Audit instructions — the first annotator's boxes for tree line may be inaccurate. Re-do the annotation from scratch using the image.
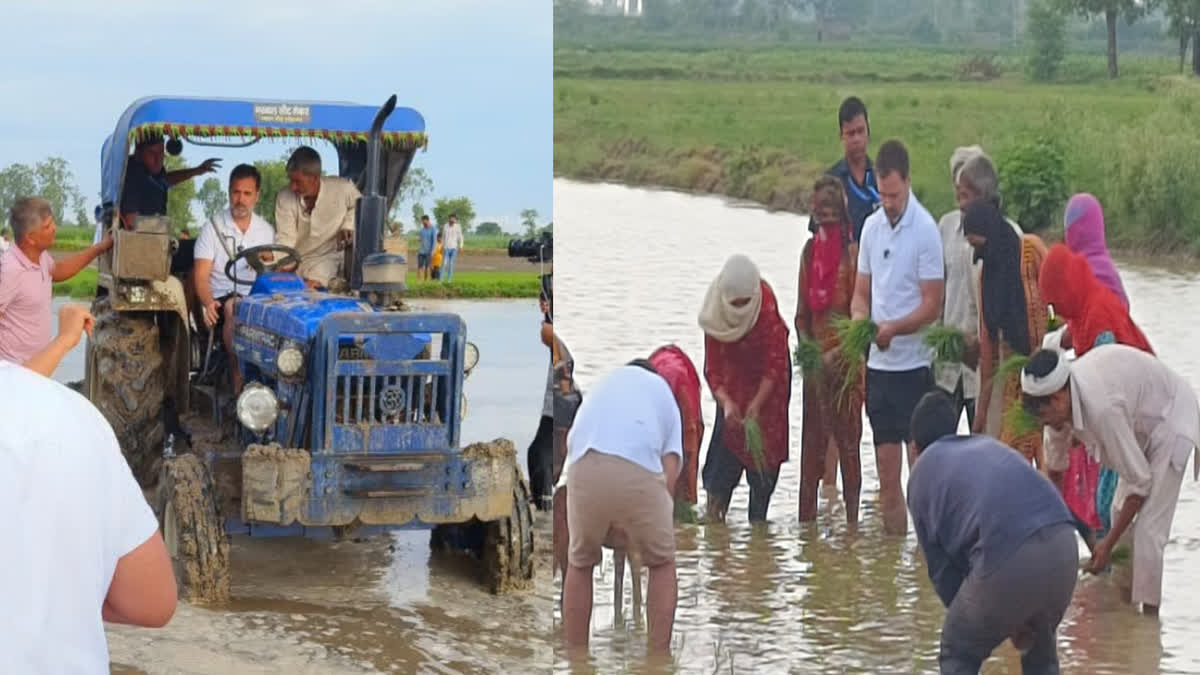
[557,0,1200,78]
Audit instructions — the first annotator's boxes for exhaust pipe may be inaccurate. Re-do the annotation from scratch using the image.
[351,94,398,291]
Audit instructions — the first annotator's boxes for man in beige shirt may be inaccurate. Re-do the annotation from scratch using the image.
[274,146,361,287]
[1021,345,1199,616]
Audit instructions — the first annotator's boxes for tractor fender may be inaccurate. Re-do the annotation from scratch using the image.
[105,276,192,414]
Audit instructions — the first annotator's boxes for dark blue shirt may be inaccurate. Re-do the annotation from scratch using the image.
[419,225,437,255]
[826,157,880,243]
[120,158,169,217]
[906,434,1074,607]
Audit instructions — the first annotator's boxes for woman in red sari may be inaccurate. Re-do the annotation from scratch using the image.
[795,176,863,526]
[699,254,792,523]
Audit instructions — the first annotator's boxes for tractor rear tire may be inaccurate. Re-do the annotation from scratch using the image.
[482,465,535,594]
[88,297,165,488]
[156,453,231,603]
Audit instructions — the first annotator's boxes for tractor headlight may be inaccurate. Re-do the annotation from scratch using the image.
[276,345,304,376]
[236,383,279,433]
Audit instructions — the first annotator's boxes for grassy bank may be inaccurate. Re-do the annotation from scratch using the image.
[554,44,1200,253]
[54,267,540,301]
[403,232,517,255]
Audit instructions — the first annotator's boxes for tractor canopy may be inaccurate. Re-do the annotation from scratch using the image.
[100,96,428,216]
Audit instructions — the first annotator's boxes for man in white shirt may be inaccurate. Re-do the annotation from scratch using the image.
[935,148,1025,428]
[0,308,177,673]
[274,146,361,288]
[193,164,275,394]
[441,213,464,283]
[561,358,689,656]
[851,139,945,537]
[1022,345,1199,616]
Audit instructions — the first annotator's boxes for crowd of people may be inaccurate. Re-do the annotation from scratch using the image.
[552,96,1199,672]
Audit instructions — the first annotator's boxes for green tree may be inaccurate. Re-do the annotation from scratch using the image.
[520,208,540,235]
[1028,1,1067,81]
[253,155,290,226]
[0,163,37,224]
[32,157,86,228]
[1165,0,1200,75]
[433,197,477,233]
[1051,0,1151,79]
[392,167,433,233]
[411,203,428,228]
[74,206,90,228]
[164,155,196,233]
[196,177,228,220]
[475,221,503,236]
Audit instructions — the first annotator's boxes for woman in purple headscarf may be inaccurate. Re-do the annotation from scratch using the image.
[1063,193,1129,309]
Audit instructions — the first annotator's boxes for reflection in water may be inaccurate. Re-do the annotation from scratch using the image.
[94,299,554,672]
[555,179,1200,673]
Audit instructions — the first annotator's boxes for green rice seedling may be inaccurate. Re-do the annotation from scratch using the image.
[794,335,823,378]
[1004,399,1041,438]
[674,498,699,524]
[1047,313,1062,332]
[743,417,767,476]
[1110,545,1132,564]
[833,317,877,403]
[996,353,1031,382]
[925,323,967,365]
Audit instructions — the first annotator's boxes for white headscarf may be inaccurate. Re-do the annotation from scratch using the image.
[698,254,763,343]
[1021,348,1071,396]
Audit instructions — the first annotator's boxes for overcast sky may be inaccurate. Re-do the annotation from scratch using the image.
[0,0,550,230]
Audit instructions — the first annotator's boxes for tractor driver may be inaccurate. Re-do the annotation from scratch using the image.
[192,164,275,394]
[273,146,361,288]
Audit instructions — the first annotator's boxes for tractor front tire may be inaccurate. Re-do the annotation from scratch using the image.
[482,465,535,594]
[88,297,165,488]
[156,453,231,603]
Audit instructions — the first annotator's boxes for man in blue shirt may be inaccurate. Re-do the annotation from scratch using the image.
[908,390,1079,675]
[417,214,437,281]
[824,97,880,243]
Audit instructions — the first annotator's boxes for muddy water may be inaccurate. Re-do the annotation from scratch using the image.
[553,179,1200,674]
[51,298,554,673]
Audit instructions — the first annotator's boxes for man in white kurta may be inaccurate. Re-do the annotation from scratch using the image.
[1022,344,1199,613]
[274,146,361,287]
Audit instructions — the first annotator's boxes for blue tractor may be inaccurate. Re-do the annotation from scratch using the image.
[83,95,534,600]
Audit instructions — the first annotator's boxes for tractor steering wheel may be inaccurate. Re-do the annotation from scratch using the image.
[225,244,303,283]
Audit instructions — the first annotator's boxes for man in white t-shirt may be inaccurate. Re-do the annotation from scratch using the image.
[850,139,945,537]
[193,164,275,394]
[560,358,689,656]
[0,309,177,673]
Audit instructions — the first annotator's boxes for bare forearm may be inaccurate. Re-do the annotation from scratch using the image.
[891,296,942,337]
[52,244,104,282]
[1103,494,1146,546]
[662,453,681,497]
[748,377,775,415]
[165,167,203,186]
[23,335,74,377]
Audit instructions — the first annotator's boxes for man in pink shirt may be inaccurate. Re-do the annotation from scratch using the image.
[0,196,113,364]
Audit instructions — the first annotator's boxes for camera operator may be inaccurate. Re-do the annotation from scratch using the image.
[529,276,556,511]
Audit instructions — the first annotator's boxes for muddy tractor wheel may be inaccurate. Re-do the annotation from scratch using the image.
[88,297,165,488]
[156,453,231,603]
[482,466,535,594]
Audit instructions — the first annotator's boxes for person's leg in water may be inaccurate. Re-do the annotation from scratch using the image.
[702,405,742,523]
[866,369,910,535]
[746,465,780,522]
[646,559,677,653]
[798,380,827,522]
[822,441,839,491]
[526,415,554,510]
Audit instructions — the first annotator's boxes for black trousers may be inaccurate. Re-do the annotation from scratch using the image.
[527,414,554,509]
[701,405,780,522]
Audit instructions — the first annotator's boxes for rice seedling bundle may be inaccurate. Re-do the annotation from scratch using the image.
[794,335,823,378]
[833,318,877,404]
[743,417,767,476]
[925,323,967,366]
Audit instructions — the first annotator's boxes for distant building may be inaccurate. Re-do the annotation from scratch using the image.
[586,0,642,16]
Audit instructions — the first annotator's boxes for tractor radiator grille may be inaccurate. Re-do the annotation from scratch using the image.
[333,374,443,425]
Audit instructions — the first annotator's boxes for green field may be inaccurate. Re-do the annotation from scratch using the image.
[53,228,517,254]
[554,44,1200,253]
[54,267,540,300]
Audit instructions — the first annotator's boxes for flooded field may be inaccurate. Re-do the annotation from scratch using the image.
[50,298,554,673]
[553,179,1200,674]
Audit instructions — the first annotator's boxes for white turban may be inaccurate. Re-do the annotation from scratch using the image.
[1021,350,1071,397]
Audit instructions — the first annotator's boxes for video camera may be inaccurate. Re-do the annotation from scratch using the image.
[507,230,552,264]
